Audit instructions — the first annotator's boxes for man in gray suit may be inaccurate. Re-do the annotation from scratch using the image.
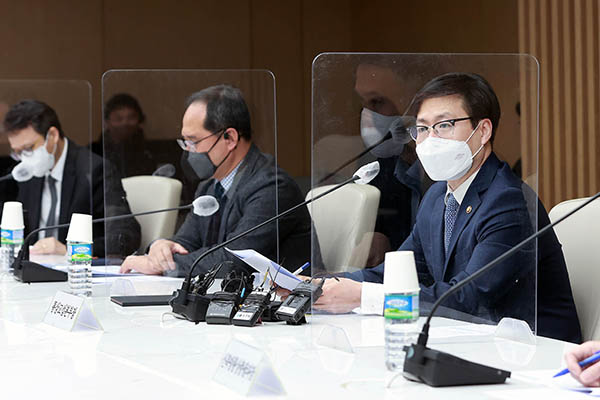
[120,85,313,277]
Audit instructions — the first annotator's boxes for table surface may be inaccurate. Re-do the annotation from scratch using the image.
[0,270,582,400]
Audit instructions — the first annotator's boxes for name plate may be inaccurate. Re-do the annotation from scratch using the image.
[43,291,103,332]
[213,339,285,396]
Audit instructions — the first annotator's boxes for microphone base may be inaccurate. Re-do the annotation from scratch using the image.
[169,289,213,323]
[402,343,510,387]
[12,260,67,283]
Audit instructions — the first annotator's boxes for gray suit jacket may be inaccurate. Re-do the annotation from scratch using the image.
[170,144,313,277]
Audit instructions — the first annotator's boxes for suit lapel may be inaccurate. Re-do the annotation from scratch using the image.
[59,143,77,224]
[23,178,44,232]
[430,192,446,282]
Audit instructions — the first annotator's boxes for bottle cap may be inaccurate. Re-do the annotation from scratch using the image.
[1,202,25,230]
[383,251,420,293]
[66,213,93,243]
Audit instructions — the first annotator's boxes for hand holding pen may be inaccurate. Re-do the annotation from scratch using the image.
[561,341,600,386]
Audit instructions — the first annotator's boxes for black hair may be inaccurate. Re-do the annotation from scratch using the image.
[104,93,146,123]
[3,99,64,138]
[410,72,501,142]
[184,84,252,140]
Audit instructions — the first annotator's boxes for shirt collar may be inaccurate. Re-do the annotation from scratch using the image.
[48,138,68,182]
[218,159,242,193]
[445,168,479,206]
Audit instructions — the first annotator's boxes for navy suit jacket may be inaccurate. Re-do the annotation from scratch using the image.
[351,153,582,343]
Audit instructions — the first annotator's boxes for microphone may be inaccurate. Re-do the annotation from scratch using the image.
[0,165,33,182]
[152,163,176,178]
[402,191,600,387]
[11,195,219,283]
[170,161,381,321]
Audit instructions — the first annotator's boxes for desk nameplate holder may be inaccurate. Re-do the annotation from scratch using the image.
[213,339,285,396]
[43,291,103,332]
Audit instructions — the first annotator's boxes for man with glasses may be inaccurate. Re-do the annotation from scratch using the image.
[309,72,581,343]
[120,84,313,277]
[1,99,140,257]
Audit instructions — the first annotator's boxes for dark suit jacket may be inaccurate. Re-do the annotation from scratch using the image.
[170,143,314,277]
[4,140,140,257]
[351,153,582,343]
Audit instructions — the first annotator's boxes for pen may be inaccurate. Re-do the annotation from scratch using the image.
[292,262,310,275]
[553,350,600,377]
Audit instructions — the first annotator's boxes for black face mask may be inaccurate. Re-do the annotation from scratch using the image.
[186,132,231,181]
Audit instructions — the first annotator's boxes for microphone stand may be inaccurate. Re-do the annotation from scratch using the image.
[402,191,600,387]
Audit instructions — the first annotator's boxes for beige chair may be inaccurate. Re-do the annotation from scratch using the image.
[121,176,183,251]
[549,197,600,341]
[306,183,380,272]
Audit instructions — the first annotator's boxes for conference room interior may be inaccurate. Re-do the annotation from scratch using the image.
[0,0,599,397]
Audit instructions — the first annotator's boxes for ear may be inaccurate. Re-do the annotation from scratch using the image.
[478,118,493,146]
[46,126,60,148]
[223,128,239,150]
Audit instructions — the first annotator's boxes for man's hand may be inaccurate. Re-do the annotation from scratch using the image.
[30,237,67,255]
[120,255,164,275]
[147,239,188,272]
[566,341,600,386]
[313,278,362,313]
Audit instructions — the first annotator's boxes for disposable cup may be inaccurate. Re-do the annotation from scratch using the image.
[1,202,24,230]
[66,213,93,243]
[383,251,420,293]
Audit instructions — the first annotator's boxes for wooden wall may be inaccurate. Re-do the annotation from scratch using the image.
[0,0,521,179]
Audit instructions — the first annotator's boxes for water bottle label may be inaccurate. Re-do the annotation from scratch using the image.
[1,229,24,245]
[69,243,92,262]
[384,293,419,320]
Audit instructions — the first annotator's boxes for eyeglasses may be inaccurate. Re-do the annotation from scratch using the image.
[176,130,224,151]
[408,117,473,142]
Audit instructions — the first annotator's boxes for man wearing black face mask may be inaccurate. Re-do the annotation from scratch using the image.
[120,85,314,276]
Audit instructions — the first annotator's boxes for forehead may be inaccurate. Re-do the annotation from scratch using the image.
[416,95,467,122]
[181,102,207,137]
[7,125,43,147]
[108,107,139,120]
[354,64,405,98]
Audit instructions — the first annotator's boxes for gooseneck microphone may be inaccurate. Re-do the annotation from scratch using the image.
[170,161,381,320]
[402,191,600,387]
[12,195,219,283]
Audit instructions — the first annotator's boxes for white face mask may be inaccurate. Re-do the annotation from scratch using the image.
[415,121,483,182]
[12,135,56,182]
[360,108,411,158]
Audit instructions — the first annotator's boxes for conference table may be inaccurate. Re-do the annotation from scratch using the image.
[0,267,586,399]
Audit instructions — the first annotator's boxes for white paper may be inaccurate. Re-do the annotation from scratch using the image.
[226,248,301,290]
[512,369,600,397]
[51,264,143,277]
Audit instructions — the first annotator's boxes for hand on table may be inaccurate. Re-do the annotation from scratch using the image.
[565,341,600,386]
[147,239,188,272]
[30,237,67,255]
[120,255,165,275]
[312,277,362,313]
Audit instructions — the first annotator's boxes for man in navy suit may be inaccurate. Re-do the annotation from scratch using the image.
[313,72,582,343]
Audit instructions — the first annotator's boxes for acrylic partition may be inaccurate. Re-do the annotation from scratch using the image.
[309,53,540,361]
[99,70,298,294]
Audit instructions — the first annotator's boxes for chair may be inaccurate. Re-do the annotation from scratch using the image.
[306,183,380,272]
[121,176,182,251]
[549,197,600,341]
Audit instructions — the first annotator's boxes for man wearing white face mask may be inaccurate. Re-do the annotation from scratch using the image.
[312,72,581,343]
[1,100,140,257]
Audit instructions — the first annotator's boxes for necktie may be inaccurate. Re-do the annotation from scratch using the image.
[444,193,459,253]
[214,181,225,202]
[46,175,58,238]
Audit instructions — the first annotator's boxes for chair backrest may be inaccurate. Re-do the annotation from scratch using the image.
[549,197,600,341]
[306,183,380,272]
[121,176,183,251]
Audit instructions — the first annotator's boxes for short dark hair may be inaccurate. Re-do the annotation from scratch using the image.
[184,84,252,140]
[104,93,146,123]
[410,72,501,142]
[3,99,64,138]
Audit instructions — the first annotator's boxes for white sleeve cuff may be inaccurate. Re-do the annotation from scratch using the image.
[360,282,384,315]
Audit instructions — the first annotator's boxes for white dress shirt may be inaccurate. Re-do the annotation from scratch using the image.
[39,139,68,238]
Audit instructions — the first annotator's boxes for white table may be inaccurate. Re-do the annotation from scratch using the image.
[0,273,580,399]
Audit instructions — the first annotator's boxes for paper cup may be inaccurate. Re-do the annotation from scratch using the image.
[383,251,420,293]
[1,202,24,230]
[66,213,93,243]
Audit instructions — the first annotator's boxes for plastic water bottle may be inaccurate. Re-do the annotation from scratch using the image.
[384,291,419,371]
[1,202,25,272]
[383,251,421,371]
[67,240,92,297]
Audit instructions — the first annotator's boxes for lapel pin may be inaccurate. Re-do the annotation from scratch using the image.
[466,206,473,214]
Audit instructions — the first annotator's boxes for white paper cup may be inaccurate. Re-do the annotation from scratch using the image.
[1,202,24,230]
[383,251,420,293]
[66,213,93,243]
